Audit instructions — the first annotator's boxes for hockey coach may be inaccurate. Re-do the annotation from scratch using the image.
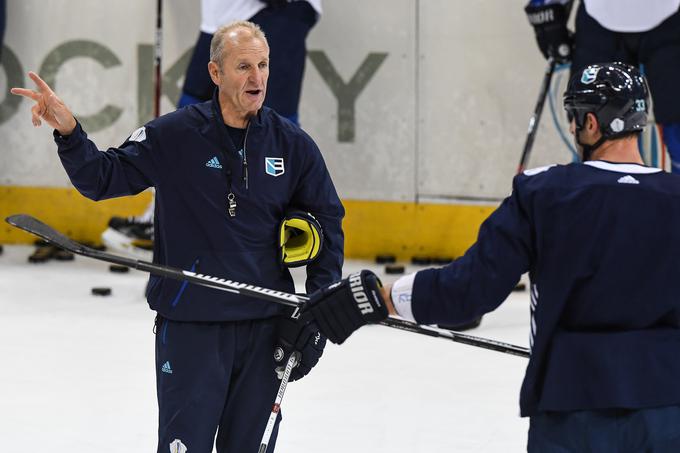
[307,63,680,451]
[12,20,343,453]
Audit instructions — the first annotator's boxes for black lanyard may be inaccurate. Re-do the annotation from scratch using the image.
[211,101,249,217]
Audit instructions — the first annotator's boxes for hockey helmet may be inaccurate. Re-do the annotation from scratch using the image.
[563,63,649,140]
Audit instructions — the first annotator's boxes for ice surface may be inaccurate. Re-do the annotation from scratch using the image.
[0,245,529,452]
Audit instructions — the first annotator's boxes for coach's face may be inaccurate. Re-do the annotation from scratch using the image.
[209,28,269,127]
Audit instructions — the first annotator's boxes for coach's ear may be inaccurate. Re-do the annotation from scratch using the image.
[208,61,221,86]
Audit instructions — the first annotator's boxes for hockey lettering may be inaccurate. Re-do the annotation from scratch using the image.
[527,10,555,25]
[349,272,374,315]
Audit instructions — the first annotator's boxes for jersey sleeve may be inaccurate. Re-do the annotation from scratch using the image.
[54,122,160,201]
[290,138,345,293]
[410,176,534,325]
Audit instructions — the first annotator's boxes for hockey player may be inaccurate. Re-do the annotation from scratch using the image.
[525,0,680,173]
[11,21,343,453]
[306,63,680,451]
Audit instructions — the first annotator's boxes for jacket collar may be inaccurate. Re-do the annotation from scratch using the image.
[210,88,264,129]
[584,160,662,174]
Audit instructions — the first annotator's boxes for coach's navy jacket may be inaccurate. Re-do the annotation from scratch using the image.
[410,161,680,416]
[55,93,344,321]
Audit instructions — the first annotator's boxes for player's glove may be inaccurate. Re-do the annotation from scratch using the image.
[274,316,326,382]
[525,2,573,63]
[306,270,388,344]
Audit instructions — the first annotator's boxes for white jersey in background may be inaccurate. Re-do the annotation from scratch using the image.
[201,0,322,34]
[537,0,679,32]
[584,0,680,32]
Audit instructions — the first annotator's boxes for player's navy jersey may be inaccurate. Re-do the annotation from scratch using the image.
[54,92,344,322]
[411,161,680,416]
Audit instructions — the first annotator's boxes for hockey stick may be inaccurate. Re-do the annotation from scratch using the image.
[517,58,556,174]
[153,0,163,118]
[518,0,575,173]
[5,214,529,358]
[258,352,299,453]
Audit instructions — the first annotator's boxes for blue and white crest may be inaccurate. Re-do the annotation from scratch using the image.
[581,67,600,85]
[265,157,285,177]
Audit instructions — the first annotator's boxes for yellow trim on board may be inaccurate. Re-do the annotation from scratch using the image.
[0,187,496,259]
[342,199,496,260]
[0,186,152,244]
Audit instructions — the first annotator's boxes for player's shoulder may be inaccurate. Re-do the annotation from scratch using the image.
[150,101,211,129]
[516,163,571,185]
[512,163,588,196]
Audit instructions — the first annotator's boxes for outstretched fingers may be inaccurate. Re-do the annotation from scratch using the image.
[9,87,41,102]
[10,71,76,133]
[28,71,55,95]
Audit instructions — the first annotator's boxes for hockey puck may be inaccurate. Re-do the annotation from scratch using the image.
[411,256,432,266]
[91,287,112,296]
[0,244,3,255]
[385,264,405,275]
[109,264,130,273]
[513,282,527,292]
[432,257,453,265]
[375,254,396,264]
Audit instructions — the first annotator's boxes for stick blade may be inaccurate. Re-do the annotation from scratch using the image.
[5,214,85,254]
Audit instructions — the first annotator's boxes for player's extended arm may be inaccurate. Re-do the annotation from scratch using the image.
[11,71,77,135]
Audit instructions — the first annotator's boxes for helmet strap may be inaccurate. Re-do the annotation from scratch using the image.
[576,126,608,162]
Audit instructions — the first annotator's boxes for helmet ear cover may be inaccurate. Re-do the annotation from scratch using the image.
[278,210,324,268]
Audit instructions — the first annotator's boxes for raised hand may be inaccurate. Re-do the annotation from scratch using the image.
[10,71,77,135]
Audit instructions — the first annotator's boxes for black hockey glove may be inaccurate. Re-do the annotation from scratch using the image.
[306,270,388,344]
[525,2,573,63]
[274,316,326,382]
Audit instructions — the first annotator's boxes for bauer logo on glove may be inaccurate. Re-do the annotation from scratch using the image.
[278,210,323,267]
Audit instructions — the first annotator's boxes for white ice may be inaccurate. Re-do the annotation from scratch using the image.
[0,245,530,452]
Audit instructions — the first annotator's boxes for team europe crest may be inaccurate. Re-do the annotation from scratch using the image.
[581,67,600,85]
[265,157,285,177]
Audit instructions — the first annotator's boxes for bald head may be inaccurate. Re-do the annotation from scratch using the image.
[210,21,268,69]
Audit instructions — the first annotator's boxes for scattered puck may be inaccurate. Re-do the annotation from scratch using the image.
[513,282,527,292]
[411,256,432,266]
[0,244,3,255]
[385,264,405,275]
[109,264,130,273]
[91,287,112,296]
[432,257,453,265]
[375,254,396,264]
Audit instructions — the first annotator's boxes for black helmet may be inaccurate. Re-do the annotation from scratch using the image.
[563,63,649,157]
